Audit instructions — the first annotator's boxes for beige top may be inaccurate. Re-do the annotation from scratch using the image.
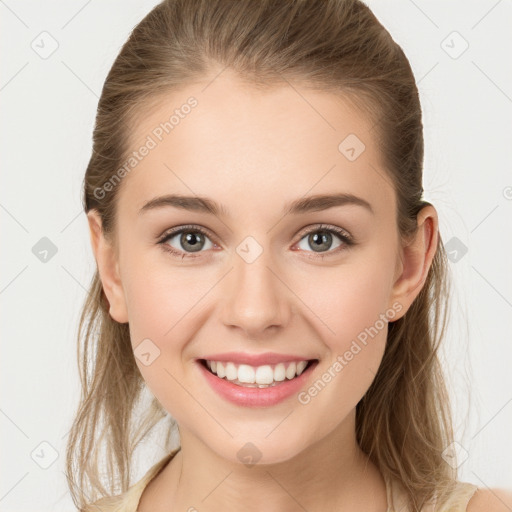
[87,448,478,512]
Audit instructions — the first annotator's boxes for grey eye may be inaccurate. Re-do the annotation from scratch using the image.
[165,230,214,253]
[297,230,343,253]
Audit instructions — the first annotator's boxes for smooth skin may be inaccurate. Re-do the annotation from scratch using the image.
[88,69,511,511]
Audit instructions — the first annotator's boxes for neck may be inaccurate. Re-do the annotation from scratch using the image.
[141,409,388,512]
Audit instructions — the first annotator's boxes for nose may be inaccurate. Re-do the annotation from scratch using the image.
[220,248,292,339]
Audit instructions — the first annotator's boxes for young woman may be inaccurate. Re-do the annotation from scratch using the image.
[65,0,512,510]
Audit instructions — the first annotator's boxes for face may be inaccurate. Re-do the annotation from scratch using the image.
[89,69,433,465]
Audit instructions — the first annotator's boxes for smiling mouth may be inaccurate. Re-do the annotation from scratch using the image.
[198,358,318,388]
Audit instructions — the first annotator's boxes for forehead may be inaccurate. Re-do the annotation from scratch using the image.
[117,71,395,221]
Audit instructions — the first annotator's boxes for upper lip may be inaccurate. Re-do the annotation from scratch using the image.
[198,352,318,366]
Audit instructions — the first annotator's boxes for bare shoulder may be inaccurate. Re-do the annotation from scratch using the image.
[466,487,512,512]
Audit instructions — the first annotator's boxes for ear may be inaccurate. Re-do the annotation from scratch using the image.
[87,210,129,324]
[388,205,439,320]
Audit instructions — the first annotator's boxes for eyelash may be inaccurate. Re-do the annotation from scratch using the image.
[156,223,355,260]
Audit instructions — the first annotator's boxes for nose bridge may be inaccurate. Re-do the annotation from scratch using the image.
[220,235,290,335]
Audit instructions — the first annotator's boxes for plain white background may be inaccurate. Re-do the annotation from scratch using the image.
[1,0,511,510]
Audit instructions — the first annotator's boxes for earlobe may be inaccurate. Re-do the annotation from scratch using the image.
[388,206,439,319]
[86,210,129,324]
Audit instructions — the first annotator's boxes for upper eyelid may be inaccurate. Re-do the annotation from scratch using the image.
[158,224,215,243]
[296,223,352,240]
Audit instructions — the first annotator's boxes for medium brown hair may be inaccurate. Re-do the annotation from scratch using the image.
[66,0,457,510]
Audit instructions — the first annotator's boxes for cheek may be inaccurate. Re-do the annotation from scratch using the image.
[336,270,393,345]
[122,257,197,418]
[121,253,214,404]
[294,256,394,344]
[124,275,172,345]
[121,249,207,343]
[292,258,393,398]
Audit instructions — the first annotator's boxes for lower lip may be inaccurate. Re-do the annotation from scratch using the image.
[196,359,319,408]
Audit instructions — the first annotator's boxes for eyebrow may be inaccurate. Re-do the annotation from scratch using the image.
[138,192,374,217]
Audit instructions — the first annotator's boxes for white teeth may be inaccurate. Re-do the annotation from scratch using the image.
[285,362,297,379]
[238,364,256,383]
[273,363,286,382]
[225,362,238,381]
[204,359,312,385]
[296,360,307,375]
[217,361,226,378]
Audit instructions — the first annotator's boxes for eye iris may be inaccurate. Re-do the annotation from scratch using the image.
[181,231,204,252]
[309,230,332,252]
